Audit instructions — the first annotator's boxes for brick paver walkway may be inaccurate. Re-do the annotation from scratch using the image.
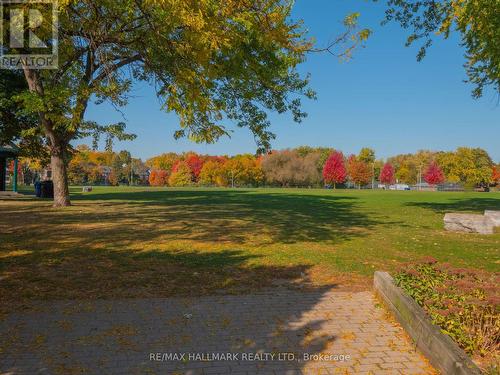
[0,289,435,375]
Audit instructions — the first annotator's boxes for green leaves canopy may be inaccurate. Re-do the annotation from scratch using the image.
[13,0,326,153]
[0,70,47,158]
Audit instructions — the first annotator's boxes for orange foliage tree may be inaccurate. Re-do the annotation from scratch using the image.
[347,155,372,189]
[492,165,500,186]
[149,170,169,186]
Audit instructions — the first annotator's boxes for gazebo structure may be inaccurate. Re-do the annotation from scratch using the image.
[0,143,20,193]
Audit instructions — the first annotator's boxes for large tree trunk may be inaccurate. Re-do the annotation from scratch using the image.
[50,143,71,207]
[21,67,71,207]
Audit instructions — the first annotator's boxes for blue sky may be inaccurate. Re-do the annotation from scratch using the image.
[81,0,499,162]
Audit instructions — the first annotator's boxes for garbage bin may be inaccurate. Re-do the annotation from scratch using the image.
[34,181,42,197]
[40,180,54,198]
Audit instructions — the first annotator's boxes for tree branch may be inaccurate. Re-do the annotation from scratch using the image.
[89,54,143,88]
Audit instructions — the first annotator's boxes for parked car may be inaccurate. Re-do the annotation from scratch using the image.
[389,184,410,191]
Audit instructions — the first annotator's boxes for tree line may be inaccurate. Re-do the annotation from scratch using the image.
[12,145,492,189]
[146,146,499,188]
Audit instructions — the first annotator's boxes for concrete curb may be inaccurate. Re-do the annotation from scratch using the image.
[374,271,481,375]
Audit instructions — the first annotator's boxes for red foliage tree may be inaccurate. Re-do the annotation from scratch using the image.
[379,163,395,185]
[322,151,346,188]
[185,153,204,181]
[149,169,169,186]
[424,161,445,185]
[492,166,500,185]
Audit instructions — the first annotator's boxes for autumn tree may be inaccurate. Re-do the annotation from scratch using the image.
[67,162,87,185]
[199,160,224,186]
[372,160,384,183]
[107,171,119,186]
[294,147,334,182]
[148,170,169,186]
[492,165,500,186]
[297,152,323,186]
[146,153,178,172]
[221,155,264,187]
[346,155,356,185]
[435,151,460,183]
[395,161,416,184]
[5,1,368,206]
[88,167,103,185]
[322,151,347,188]
[453,147,493,186]
[67,145,95,184]
[379,163,395,185]
[185,153,204,182]
[434,148,492,185]
[66,145,145,186]
[16,158,43,185]
[358,147,376,164]
[347,155,372,189]
[197,156,228,186]
[261,149,322,187]
[423,161,445,186]
[168,161,192,187]
[109,151,132,184]
[261,150,295,187]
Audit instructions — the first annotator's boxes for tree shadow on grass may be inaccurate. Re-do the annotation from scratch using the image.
[1,248,323,302]
[0,188,376,312]
[405,197,500,214]
[46,188,397,245]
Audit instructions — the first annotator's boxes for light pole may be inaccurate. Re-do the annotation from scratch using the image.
[130,160,134,186]
[372,162,375,190]
[13,158,18,192]
[122,163,129,185]
[418,165,422,191]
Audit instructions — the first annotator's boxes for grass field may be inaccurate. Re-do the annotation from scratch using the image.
[1,187,499,307]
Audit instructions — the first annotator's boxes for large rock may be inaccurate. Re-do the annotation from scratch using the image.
[484,210,500,226]
[444,213,495,234]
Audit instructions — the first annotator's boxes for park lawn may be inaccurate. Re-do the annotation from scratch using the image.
[1,187,499,309]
